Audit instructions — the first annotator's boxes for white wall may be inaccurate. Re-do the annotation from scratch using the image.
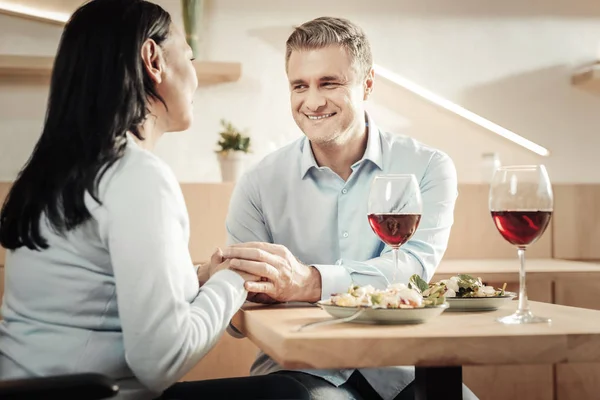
[1,0,600,183]
[0,15,62,179]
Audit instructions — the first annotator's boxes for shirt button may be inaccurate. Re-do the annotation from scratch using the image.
[342,231,349,238]
[342,188,348,194]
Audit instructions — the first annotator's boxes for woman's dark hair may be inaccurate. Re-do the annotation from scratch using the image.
[0,0,172,250]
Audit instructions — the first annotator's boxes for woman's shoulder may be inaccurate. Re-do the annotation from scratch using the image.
[98,139,180,202]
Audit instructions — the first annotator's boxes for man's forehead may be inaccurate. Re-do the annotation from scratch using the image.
[287,47,357,81]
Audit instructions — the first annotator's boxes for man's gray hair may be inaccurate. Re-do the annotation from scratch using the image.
[285,17,373,78]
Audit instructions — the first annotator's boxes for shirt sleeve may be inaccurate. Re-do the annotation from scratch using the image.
[102,156,247,393]
[225,172,272,245]
[223,171,272,338]
[314,151,458,299]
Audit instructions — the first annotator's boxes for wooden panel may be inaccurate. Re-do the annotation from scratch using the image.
[553,185,600,260]
[462,275,554,400]
[481,280,553,304]
[444,184,552,259]
[464,365,553,400]
[181,183,235,263]
[557,363,600,400]
[182,335,257,381]
[554,276,600,310]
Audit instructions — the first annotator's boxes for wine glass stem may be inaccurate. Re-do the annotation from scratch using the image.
[392,247,399,283]
[517,247,529,313]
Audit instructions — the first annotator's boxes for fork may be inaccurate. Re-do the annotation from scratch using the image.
[295,308,366,332]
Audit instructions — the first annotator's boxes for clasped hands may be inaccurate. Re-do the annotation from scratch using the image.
[198,242,321,304]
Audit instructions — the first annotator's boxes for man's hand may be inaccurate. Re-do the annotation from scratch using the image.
[197,248,260,286]
[222,242,322,303]
[246,292,279,304]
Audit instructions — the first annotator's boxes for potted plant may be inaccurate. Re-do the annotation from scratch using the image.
[215,119,251,182]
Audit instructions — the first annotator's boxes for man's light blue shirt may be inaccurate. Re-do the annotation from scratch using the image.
[225,115,458,400]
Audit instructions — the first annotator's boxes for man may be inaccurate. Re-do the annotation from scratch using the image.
[219,16,475,400]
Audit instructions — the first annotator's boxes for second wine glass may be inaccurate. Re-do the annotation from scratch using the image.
[367,174,423,282]
[489,165,553,324]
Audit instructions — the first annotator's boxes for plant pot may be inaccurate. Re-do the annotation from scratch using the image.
[181,0,205,59]
[217,152,246,182]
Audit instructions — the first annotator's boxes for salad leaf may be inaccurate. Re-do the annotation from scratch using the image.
[408,274,429,293]
[370,293,384,305]
[409,274,446,306]
[457,274,479,289]
[424,295,446,306]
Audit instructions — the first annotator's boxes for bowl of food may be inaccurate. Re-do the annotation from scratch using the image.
[409,273,516,312]
[318,282,448,325]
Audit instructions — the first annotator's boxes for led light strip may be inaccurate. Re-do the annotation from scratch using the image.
[373,63,550,156]
[0,1,69,25]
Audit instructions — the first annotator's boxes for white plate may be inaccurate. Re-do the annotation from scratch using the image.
[445,292,517,312]
[317,302,449,325]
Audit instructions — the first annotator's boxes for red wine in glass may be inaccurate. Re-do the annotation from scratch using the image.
[491,210,552,246]
[368,174,423,282]
[368,213,422,247]
[489,165,553,325]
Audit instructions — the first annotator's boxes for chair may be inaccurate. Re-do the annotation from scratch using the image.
[0,372,119,399]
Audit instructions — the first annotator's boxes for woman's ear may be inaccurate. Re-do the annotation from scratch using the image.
[141,39,164,84]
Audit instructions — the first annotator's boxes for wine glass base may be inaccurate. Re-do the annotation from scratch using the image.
[496,310,551,325]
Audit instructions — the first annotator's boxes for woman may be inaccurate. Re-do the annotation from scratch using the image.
[0,1,308,399]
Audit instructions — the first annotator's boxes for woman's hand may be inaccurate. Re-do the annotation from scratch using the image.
[197,248,260,287]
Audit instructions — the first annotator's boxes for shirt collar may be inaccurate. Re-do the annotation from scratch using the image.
[299,111,383,179]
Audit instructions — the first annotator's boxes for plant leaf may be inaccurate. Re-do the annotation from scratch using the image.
[215,119,252,153]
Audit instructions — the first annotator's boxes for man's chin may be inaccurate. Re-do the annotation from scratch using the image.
[306,136,341,148]
[301,126,336,143]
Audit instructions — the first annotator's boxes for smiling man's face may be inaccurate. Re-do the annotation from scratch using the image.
[287,45,370,146]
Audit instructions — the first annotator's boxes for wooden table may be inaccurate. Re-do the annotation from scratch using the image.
[433,259,600,400]
[232,300,600,400]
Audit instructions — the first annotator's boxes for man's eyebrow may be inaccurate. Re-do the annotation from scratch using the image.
[319,75,342,82]
[290,76,344,86]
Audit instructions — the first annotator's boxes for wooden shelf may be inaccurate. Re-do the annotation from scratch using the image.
[0,55,241,85]
[0,55,54,78]
[572,61,600,94]
[193,60,241,85]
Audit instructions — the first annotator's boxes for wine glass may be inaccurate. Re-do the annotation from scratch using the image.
[368,174,423,282]
[489,165,553,324]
